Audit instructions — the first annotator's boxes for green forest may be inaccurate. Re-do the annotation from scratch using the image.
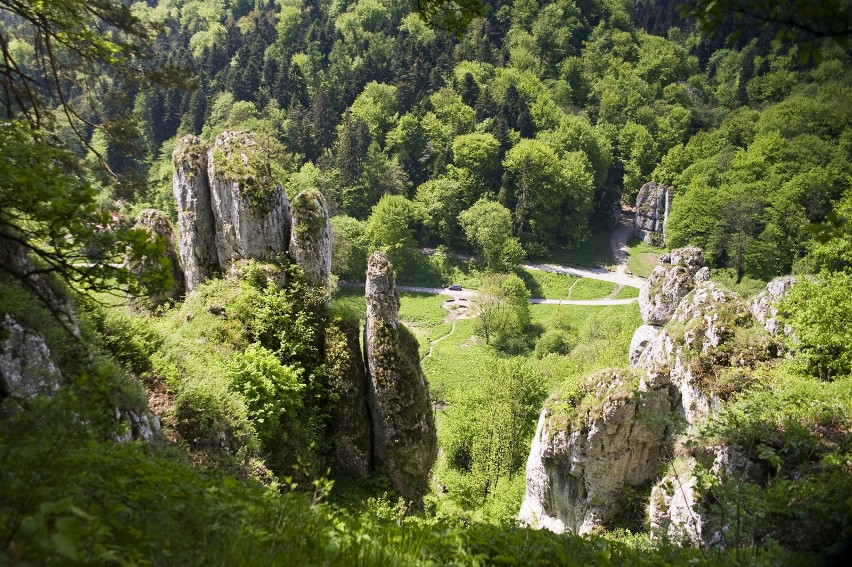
[1,0,851,564]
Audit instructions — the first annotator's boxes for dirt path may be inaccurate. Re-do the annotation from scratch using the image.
[521,209,644,289]
[610,208,636,280]
[347,213,645,304]
[421,318,459,361]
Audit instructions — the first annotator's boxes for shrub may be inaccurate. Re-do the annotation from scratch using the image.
[534,328,578,358]
[228,343,304,446]
[779,273,852,380]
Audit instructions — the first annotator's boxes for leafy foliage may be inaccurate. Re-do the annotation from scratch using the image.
[779,273,852,379]
[228,343,303,446]
[0,122,171,299]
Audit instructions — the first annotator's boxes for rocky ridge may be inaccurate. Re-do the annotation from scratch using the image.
[172,135,219,291]
[518,369,670,534]
[289,189,332,291]
[520,249,793,540]
[208,131,291,267]
[172,132,335,293]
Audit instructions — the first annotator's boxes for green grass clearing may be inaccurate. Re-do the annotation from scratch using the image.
[568,278,617,299]
[613,285,640,299]
[516,268,577,299]
[422,318,504,403]
[625,238,666,278]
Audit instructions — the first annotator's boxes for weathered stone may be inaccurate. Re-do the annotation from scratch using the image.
[649,460,703,546]
[0,315,62,399]
[642,280,770,425]
[519,369,670,534]
[129,209,186,304]
[639,246,704,325]
[363,252,437,502]
[326,318,373,478]
[208,131,291,268]
[289,189,332,291]
[114,408,162,443]
[634,182,672,246]
[173,135,219,291]
[749,276,797,336]
[629,324,661,367]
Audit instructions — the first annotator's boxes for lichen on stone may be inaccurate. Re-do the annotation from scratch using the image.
[209,131,280,213]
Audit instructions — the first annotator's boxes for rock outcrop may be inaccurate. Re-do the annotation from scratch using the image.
[289,189,332,290]
[325,319,373,478]
[130,209,186,304]
[363,252,437,502]
[648,460,703,546]
[208,131,291,267]
[114,408,162,443]
[629,324,661,367]
[634,182,672,245]
[0,315,61,399]
[749,276,797,337]
[173,135,219,291]
[639,246,705,325]
[519,369,671,534]
[638,280,767,425]
[523,250,779,538]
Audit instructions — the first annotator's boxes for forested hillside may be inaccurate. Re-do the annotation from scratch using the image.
[1,0,851,564]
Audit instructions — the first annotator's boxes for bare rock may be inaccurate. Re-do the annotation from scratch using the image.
[749,276,797,336]
[0,315,61,399]
[363,252,437,502]
[640,281,771,425]
[289,189,332,290]
[634,182,672,246]
[519,369,670,534]
[629,324,662,367]
[173,135,219,291]
[129,209,186,304]
[325,318,373,478]
[649,460,703,546]
[208,131,291,268]
[114,408,162,443]
[639,246,704,325]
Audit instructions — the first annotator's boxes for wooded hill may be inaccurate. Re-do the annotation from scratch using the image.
[1,0,850,564]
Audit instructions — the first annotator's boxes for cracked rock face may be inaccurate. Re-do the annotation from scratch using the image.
[132,209,186,303]
[289,189,332,290]
[208,131,291,268]
[634,182,672,246]
[0,315,62,399]
[518,369,671,534]
[639,246,705,325]
[638,280,769,425]
[173,135,219,291]
[326,319,373,478]
[363,252,437,502]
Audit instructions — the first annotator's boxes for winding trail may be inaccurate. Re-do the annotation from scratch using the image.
[344,211,645,306]
[421,318,459,361]
[520,209,643,290]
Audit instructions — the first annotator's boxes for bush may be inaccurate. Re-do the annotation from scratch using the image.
[228,344,304,446]
[534,328,578,358]
[779,273,852,380]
